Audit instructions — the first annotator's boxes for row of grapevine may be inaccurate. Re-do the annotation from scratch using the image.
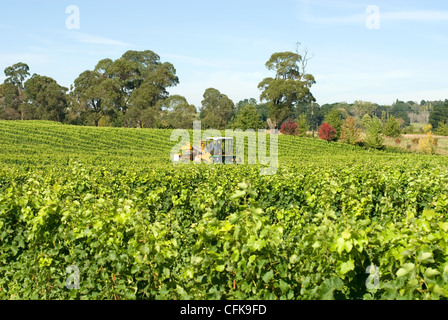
[1,121,448,300]
[1,160,448,299]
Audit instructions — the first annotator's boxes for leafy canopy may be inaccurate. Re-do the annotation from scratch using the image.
[258,51,315,128]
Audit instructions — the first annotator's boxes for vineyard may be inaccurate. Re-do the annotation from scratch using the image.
[1,120,448,300]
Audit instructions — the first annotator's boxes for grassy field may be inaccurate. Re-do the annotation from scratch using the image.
[1,120,448,300]
[384,134,448,156]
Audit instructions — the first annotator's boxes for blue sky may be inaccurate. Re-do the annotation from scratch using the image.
[0,0,447,108]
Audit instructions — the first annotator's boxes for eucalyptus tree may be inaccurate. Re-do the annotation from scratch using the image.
[258,47,316,129]
[73,50,179,127]
[200,88,234,130]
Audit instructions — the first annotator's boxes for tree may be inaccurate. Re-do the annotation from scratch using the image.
[4,62,30,97]
[72,50,179,127]
[296,114,310,137]
[127,81,166,128]
[362,114,384,149]
[229,103,264,130]
[318,123,337,141]
[391,100,411,126]
[258,48,316,129]
[383,115,401,138]
[340,116,362,145]
[422,124,433,133]
[127,53,179,127]
[0,82,21,119]
[324,109,343,139]
[200,88,234,129]
[435,121,448,136]
[73,68,120,126]
[352,100,378,119]
[158,95,197,129]
[2,62,31,120]
[429,100,448,129]
[280,119,299,135]
[235,98,258,116]
[24,74,68,122]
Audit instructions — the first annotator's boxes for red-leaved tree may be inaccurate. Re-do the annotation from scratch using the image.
[318,122,337,141]
[280,119,299,135]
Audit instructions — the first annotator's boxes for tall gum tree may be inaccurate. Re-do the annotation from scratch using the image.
[258,47,316,129]
[73,50,179,127]
[3,62,30,120]
[200,88,234,130]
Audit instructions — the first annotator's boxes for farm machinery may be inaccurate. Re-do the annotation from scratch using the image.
[177,137,237,164]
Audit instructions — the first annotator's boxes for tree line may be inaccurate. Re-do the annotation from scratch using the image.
[1,49,447,135]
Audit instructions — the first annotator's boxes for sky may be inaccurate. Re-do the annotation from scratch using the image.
[0,0,447,108]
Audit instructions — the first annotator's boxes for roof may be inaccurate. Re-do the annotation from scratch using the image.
[205,137,234,141]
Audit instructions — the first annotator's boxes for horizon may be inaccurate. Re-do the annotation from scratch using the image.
[0,0,447,108]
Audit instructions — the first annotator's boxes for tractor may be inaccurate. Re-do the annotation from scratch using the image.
[177,137,238,164]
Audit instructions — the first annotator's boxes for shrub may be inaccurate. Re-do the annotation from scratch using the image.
[363,115,384,150]
[383,116,401,138]
[418,131,437,155]
[280,119,299,136]
[340,117,362,145]
[296,114,310,137]
[422,124,433,134]
[436,121,448,136]
[412,137,420,145]
[318,123,337,142]
[324,109,343,138]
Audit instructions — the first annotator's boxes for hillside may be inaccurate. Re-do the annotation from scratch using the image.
[2,121,448,300]
[0,121,444,169]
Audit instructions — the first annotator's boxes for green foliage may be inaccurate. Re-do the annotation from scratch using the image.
[24,74,68,122]
[362,115,384,150]
[422,124,433,133]
[429,100,448,130]
[73,50,179,128]
[391,100,411,126]
[258,51,316,128]
[229,103,264,130]
[4,62,30,92]
[158,95,197,129]
[296,114,310,137]
[1,121,448,300]
[324,109,343,138]
[352,100,378,119]
[436,121,448,136]
[200,88,234,130]
[383,116,401,138]
[340,117,362,145]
